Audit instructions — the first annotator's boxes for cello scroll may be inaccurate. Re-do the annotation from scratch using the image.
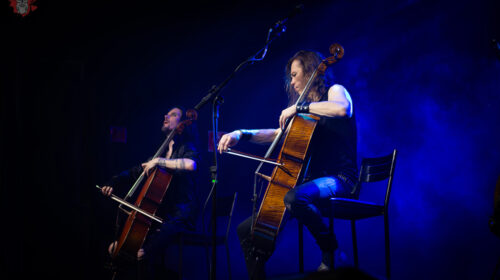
[318,43,344,75]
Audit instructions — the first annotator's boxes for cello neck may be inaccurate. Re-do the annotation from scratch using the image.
[124,129,176,200]
[295,68,320,105]
[152,128,176,159]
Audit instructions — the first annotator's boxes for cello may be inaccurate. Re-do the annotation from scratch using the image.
[247,43,344,253]
[97,109,198,262]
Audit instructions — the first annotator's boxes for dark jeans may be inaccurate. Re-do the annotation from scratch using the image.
[237,176,354,279]
[139,220,190,280]
[110,220,187,280]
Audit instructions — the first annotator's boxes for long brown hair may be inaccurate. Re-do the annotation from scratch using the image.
[284,50,333,106]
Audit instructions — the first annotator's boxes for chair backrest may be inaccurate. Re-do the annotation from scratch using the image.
[219,193,237,240]
[199,192,237,240]
[357,149,397,208]
[214,192,238,218]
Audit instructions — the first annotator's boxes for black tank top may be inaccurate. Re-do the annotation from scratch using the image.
[304,95,358,185]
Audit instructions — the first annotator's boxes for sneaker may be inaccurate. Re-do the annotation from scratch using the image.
[317,262,330,272]
[317,251,333,271]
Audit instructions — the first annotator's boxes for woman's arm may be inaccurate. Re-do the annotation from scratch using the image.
[217,128,280,153]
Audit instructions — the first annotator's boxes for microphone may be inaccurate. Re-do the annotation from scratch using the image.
[274,4,304,29]
[492,39,500,60]
[258,4,304,60]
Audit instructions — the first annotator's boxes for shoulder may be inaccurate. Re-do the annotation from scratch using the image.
[331,84,346,92]
[327,84,352,102]
[327,84,353,117]
[327,84,347,97]
[174,140,199,158]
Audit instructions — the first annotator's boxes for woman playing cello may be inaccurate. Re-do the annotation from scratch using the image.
[217,49,358,279]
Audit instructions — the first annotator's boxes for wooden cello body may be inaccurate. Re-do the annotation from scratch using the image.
[251,44,344,251]
[252,113,320,251]
[111,167,172,261]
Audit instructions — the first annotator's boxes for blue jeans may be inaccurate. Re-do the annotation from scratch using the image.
[237,175,355,279]
[284,176,354,252]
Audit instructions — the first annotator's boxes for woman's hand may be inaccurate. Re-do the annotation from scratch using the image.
[279,105,297,130]
[217,130,242,154]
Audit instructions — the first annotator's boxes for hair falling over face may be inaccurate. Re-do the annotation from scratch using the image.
[284,50,334,106]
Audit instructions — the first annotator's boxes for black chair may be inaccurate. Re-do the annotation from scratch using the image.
[298,149,397,279]
[177,192,237,280]
[490,175,500,280]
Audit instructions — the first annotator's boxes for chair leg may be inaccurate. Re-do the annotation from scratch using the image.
[492,256,500,280]
[351,220,358,268]
[178,234,183,280]
[298,221,304,273]
[205,238,211,279]
[384,214,391,279]
[328,217,335,269]
[225,241,232,280]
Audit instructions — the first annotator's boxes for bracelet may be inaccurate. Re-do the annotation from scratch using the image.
[238,129,252,141]
[296,102,310,113]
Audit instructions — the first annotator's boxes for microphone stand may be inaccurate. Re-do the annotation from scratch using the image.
[193,18,288,280]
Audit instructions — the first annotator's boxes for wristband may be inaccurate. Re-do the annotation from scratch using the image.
[238,129,252,141]
[296,102,310,113]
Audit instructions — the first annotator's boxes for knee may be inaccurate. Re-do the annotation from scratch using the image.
[284,189,303,212]
[284,187,315,213]
[237,218,252,241]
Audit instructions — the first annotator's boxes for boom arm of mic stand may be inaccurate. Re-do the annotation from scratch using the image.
[194,18,287,112]
[192,22,286,280]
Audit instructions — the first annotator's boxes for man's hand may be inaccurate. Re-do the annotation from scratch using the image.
[101,186,113,197]
[141,158,158,175]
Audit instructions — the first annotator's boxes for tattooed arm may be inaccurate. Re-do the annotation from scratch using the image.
[141,157,196,175]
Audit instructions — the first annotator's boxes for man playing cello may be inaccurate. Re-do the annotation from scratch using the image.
[101,106,200,280]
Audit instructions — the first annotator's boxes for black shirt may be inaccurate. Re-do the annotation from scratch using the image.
[156,137,199,228]
[106,134,200,229]
[304,96,358,189]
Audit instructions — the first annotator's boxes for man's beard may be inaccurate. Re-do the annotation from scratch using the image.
[161,126,172,134]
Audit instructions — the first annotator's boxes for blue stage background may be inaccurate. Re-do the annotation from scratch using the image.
[2,0,499,279]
